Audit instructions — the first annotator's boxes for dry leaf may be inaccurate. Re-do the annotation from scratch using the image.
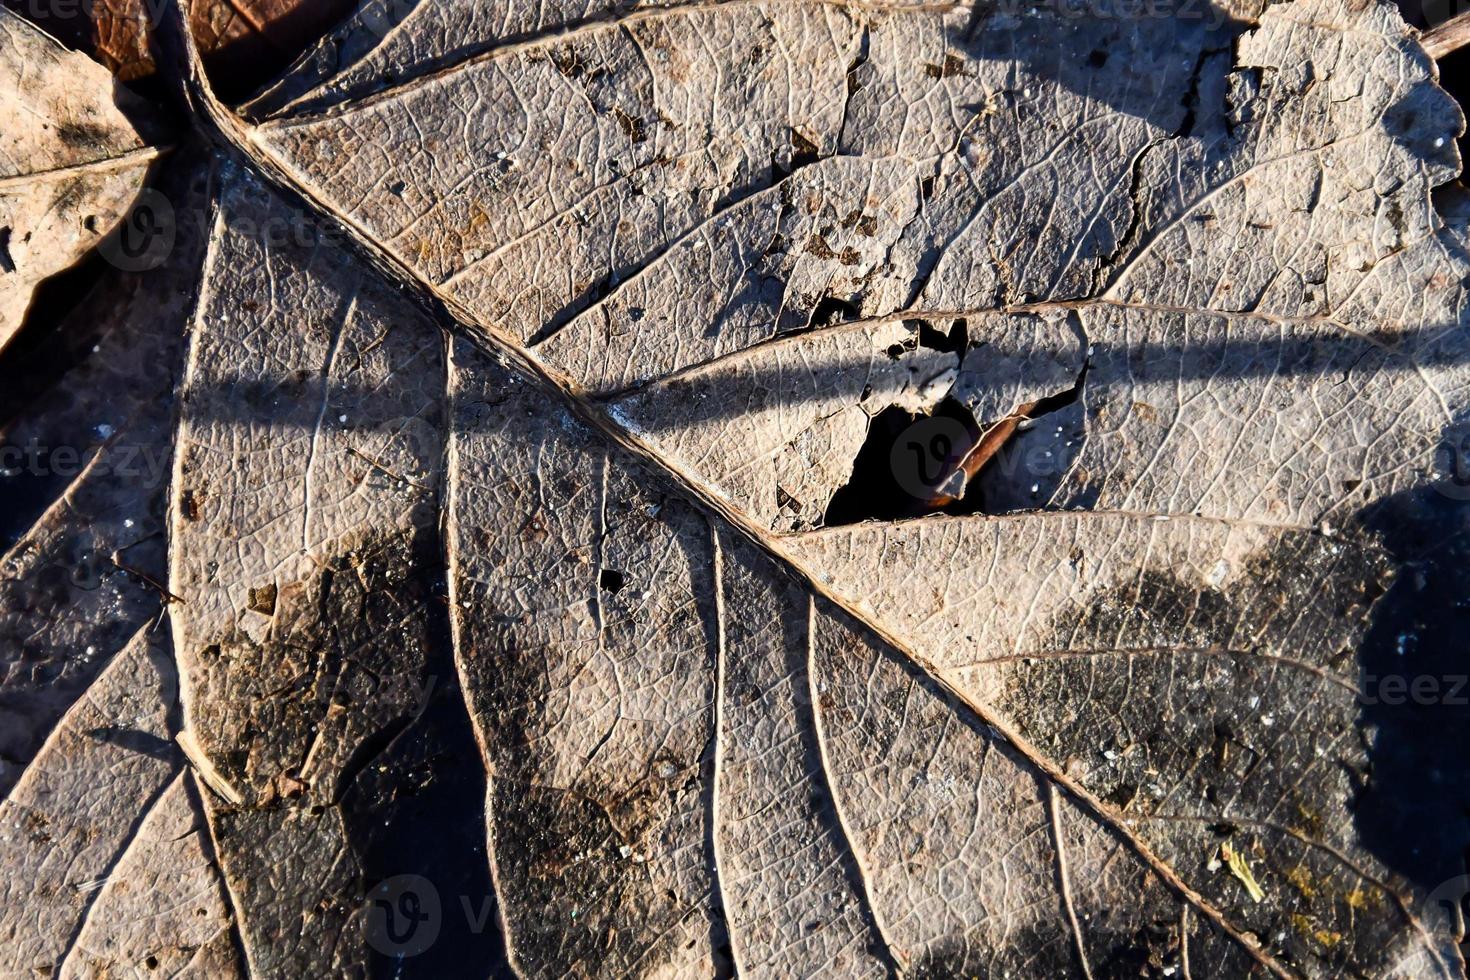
[0,0,358,93]
[2,0,1470,977]
[0,7,159,352]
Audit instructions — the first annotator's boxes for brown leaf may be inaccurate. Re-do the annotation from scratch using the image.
[0,7,161,352]
[1,0,357,94]
[5,0,1470,977]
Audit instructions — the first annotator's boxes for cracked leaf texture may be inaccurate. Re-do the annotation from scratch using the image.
[3,0,1470,977]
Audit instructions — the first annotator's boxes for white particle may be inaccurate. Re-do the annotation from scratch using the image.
[1206,558,1231,588]
[338,414,348,423]
[95,423,114,438]
[1436,137,1446,148]
[1261,714,1275,727]
[123,519,134,529]
[1030,483,1039,493]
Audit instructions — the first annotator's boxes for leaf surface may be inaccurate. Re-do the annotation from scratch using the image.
[4,0,1470,976]
[0,7,160,351]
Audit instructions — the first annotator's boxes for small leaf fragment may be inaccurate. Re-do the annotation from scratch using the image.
[1220,842,1267,904]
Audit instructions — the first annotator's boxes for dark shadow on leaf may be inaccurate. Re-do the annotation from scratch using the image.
[85,724,175,759]
[1352,457,1470,904]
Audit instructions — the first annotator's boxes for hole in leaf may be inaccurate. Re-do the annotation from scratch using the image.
[810,295,860,329]
[914,317,968,354]
[824,399,983,525]
[966,366,1089,515]
[599,569,626,593]
[824,363,1088,526]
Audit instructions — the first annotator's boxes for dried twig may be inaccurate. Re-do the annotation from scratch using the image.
[109,551,185,604]
[1422,11,1470,60]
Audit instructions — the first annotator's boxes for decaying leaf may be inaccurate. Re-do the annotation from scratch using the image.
[4,0,1470,976]
[0,6,160,352]
[0,0,358,93]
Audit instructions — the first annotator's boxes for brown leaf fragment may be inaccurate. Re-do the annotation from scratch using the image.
[63,774,242,979]
[0,628,184,976]
[446,338,729,978]
[0,7,161,351]
[2,0,358,94]
[4,0,1468,975]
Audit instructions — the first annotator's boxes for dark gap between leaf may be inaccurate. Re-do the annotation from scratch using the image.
[823,399,982,525]
[0,250,118,551]
[344,583,514,979]
[823,358,1086,526]
[1353,484,1470,916]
